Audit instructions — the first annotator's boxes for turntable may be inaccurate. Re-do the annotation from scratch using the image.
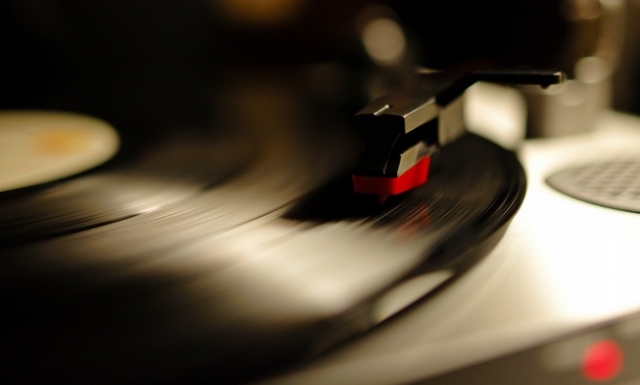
[2,1,640,384]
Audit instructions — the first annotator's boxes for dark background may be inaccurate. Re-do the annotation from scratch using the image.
[1,0,640,136]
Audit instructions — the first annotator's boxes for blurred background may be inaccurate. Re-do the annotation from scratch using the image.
[1,0,639,140]
[1,2,640,383]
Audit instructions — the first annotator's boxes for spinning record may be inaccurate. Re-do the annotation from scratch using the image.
[0,97,525,384]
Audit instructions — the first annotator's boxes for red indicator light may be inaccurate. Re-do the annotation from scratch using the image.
[581,339,623,382]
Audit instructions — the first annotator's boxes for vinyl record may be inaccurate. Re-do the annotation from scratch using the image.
[0,106,525,385]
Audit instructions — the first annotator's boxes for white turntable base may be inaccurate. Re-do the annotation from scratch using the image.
[261,105,640,384]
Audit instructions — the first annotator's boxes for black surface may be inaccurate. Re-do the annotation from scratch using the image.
[0,122,526,384]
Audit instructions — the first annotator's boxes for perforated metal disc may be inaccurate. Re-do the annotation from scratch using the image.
[546,160,640,213]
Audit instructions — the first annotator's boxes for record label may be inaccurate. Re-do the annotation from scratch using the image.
[0,111,119,192]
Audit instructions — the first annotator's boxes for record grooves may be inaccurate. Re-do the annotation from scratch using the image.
[0,105,525,385]
[0,136,256,247]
